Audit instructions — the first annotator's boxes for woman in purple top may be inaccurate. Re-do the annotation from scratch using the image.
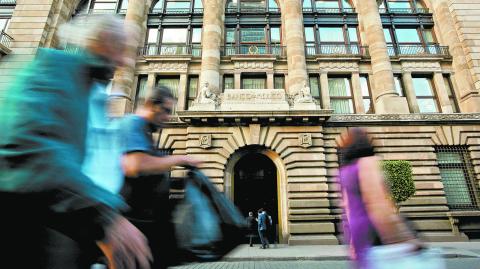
[338,128,418,269]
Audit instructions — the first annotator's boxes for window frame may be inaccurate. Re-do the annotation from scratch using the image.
[360,75,374,114]
[412,75,440,113]
[328,76,355,114]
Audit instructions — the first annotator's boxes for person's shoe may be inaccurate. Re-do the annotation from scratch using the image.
[250,244,253,247]
[259,246,265,249]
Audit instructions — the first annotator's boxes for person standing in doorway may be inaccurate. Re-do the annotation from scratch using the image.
[257,208,269,249]
[246,211,257,247]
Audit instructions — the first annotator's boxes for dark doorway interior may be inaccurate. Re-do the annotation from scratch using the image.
[234,152,278,242]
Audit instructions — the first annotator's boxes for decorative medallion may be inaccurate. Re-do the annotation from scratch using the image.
[199,134,212,149]
[299,133,313,148]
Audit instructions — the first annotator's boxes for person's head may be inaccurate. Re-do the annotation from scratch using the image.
[142,86,176,125]
[258,208,264,214]
[58,15,137,68]
[338,128,375,166]
[249,212,253,217]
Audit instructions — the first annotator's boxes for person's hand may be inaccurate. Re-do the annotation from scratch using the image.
[99,216,152,269]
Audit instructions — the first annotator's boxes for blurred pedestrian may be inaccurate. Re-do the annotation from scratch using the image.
[337,128,421,269]
[120,86,201,269]
[246,211,257,247]
[257,208,269,249]
[0,15,152,269]
[264,209,274,244]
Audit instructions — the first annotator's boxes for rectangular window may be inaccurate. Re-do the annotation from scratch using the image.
[134,75,148,109]
[226,28,236,44]
[443,75,459,113]
[161,28,188,55]
[166,0,190,10]
[412,76,439,113]
[241,28,266,43]
[436,146,479,210]
[309,75,321,105]
[274,75,285,89]
[388,0,411,10]
[187,76,199,109]
[223,75,234,91]
[328,77,354,114]
[270,27,281,43]
[92,1,116,12]
[156,76,180,114]
[348,27,358,42]
[395,28,421,43]
[360,76,374,114]
[242,74,266,89]
[316,0,340,9]
[191,28,202,56]
[305,27,316,42]
[319,27,344,42]
[0,18,10,31]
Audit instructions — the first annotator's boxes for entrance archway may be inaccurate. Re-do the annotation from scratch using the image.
[234,152,278,243]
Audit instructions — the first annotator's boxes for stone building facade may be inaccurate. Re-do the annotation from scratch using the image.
[1,0,480,244]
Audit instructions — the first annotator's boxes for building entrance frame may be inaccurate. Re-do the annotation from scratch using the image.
[224,145,290,243]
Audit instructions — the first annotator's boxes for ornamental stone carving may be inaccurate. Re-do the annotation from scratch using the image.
[329,113,480,122]
[234,61,274,71]
[189,82,218,111]
[199,134,212,149]
[299,133,313,148]
[319,61,359,72]
[148,62,189,72]
[401,61,442,72]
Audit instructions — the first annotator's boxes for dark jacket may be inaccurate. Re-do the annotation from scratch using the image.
[0,49,125,221]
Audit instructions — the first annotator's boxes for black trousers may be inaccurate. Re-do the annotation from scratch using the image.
[0,192,102,269]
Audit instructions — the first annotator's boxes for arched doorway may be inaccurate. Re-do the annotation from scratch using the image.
[234,152,278,243]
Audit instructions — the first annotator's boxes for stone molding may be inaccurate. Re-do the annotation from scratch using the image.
[329,113,480,123]
[401,61,442,73]
[233,61,274,71]
[319,61,359,72]
[141,62,189,72]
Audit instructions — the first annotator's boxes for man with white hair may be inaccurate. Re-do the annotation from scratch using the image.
[0,15,151,269]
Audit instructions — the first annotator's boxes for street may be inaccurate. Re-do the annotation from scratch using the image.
[172,258,480,269]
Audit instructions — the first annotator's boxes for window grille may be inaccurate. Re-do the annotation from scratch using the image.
[436,146,479,210]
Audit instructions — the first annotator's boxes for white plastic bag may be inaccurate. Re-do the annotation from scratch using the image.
[366,243,446,269]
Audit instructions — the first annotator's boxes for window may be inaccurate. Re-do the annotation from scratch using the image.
[306,26,360,55]
[274,75,285,89]
[436,146,479,210]
[443,75,459,113]
[223,75,234,91]
[187,76,199,109]
[166,0,190,12]
[303,0,353,12]
[412,76,438,113]
[156,76,180,113]
[191,28,202,56]
[134,75,148,109]
[157,28,188,55]
[241,28,266,43]
[329,77,354,114]
[0,17,10,32]
[379,0,426,13]
[91,0,117,13]
[309,75,321,105]
[360,76,374,114]
[384,27,437,55]
[242,74,266,89]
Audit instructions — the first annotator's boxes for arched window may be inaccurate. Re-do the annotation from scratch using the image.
[378,0,427,14]
[302,0,354,13]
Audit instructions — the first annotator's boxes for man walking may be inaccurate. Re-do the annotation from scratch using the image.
[246,211,257,247]
[257,208,270,249]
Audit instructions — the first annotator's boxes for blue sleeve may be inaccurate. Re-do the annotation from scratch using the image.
[121,116,152,154]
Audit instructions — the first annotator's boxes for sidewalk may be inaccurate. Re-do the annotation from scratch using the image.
[223,242,480,261]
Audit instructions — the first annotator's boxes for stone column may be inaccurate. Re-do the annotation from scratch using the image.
[145,73,156,99]
[110,0,149,115]
[234,72,241,89]
[267,72,274,89]
[354,0,409,114]
[351,72,365,114]
[199,0,224,94]
[431,0,480,112]
[433,72,453,113]
[320,72,331,110]
[177,73,188,111]
[402,72,419,113]
[283,0,308,95]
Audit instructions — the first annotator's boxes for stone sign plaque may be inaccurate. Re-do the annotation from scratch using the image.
[220,89,290,111]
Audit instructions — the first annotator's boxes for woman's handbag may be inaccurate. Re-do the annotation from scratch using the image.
[366,242,446,269]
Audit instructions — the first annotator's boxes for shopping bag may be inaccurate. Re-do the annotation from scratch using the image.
[173,168,247,262]
[366,243,446,269]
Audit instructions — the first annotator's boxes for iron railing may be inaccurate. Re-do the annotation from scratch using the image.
[221,44,286,56]
[138,44,202,57]
[151,8,203,14]
[0,30,13,49]
[225,7,280,13]
[0,0,16,4]
[387,44,450,57]
[302,8,356,13]
[379,8,430,14]
[305,44,369,57]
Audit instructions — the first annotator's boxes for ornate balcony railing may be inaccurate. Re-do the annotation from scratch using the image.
[225,7,280,13]
[138,44,202,57]
[151,8,204,14]
[379,8,430,14]
[0,30,13,49]
[303,7,356,13]
[387,44,450,57]
[305,44,369,57]
[221,44,286,57]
